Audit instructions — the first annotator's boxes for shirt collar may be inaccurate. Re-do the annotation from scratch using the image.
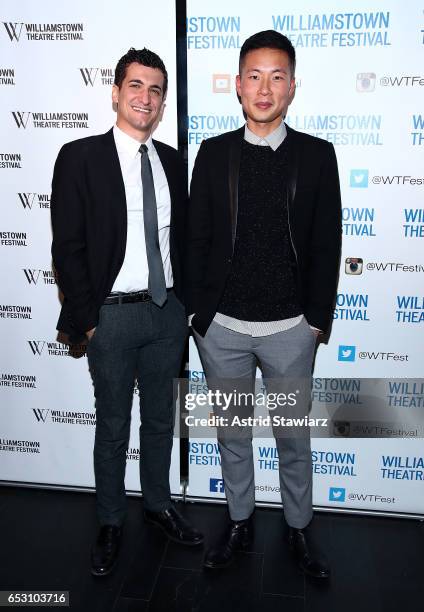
[244,121,287,151]
[113,124,154,159]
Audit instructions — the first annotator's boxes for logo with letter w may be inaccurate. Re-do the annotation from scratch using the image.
[28,341,45,355]
[23,269,42,284]
[79,68,98,86]
[3,22,24,41]
[32,408,49,422]
[12,111,30,128]
[18,193,36,209]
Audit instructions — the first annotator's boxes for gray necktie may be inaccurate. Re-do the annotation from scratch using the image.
[139,144,167,306]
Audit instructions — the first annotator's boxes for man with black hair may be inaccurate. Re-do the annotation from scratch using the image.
[187,30,341,577]
[52,47,202,577]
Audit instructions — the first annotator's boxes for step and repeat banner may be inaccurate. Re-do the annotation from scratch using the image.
[1,0,423,517]
[0,0,181,494]
[186,0,424,515]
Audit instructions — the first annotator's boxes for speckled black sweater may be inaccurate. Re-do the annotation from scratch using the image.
[218,139,302,322]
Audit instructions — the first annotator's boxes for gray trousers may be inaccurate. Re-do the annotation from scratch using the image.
[86,291,187,526]
[193,317,316,529]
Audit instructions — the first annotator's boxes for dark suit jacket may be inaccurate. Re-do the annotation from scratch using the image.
[185,124,342,336]
[51,128,187,339]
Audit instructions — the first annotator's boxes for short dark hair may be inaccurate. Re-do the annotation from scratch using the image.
[239,30,296,77]
[114,47,168,97]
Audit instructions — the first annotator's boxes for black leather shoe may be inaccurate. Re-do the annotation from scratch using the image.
[288,527,330,579]
[144,506,203,546]
[91,525,121,577]
[204,518,252,569]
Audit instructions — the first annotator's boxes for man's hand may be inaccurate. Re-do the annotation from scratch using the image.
[86,327,96,341]
[309,326,322,338]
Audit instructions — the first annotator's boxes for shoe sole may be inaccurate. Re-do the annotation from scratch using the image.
[90,558,117,577]
[203,558,234,569]
[301,567,330,579]
[144,516,204,546]
[203,541,250,570]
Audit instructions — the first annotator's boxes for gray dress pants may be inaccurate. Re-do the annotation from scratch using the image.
[193,317,316,529]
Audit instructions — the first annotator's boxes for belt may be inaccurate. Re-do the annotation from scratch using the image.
[103,288,172,305]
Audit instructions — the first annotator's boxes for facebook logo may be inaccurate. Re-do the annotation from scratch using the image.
[350,169,369,188]
[338,345,356,362]
[209,478,225,493]
[329,487,346,502]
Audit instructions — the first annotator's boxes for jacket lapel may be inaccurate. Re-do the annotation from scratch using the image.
[98,129,128,269]
[99,128,127,205]
[228,128,244,249]
[285,124,299,210]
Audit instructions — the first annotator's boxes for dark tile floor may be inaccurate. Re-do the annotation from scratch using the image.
[0,486,422,612]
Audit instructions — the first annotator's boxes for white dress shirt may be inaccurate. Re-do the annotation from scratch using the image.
[111,125,173,293]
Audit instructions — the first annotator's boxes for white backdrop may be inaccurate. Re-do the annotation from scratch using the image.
[186,0,424,515]
[0,0,181,495]
[1,0,423,516]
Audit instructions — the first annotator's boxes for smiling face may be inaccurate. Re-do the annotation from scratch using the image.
[112,62,165,141]
[236,47,295,137]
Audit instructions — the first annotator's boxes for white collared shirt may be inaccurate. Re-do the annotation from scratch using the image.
[244,120,287,150]
[111,125,173,293]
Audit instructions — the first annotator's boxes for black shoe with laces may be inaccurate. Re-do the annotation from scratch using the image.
[91,525,121,577]
[204,517,252,569]
[144,506,204,546]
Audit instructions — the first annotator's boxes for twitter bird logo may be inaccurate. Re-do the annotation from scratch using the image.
[338,345,356,362]
[350,169,369,188]
[329,487,346,502]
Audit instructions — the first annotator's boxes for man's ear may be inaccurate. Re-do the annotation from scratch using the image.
[158,101,166,123]
[159,93,166,119]
[236,74,242,104]
[235,74,241,98]
[288,78,296,104]
[112,84,119,105]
